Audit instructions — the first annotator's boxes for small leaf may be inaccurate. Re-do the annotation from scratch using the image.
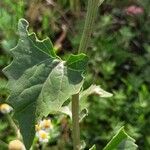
[79,108,88,122]
[103,127,138,150]
[59,85,112,120]
[79,85,112,115]
[67,53,88,72]
[89,145,96,150]
[99,0,105,6]
[80,140,86,150]
[80,85,113,99]
[3,19,88,149]
[59,106,72,118]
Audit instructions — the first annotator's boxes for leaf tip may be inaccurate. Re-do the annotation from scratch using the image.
[19,18,29,28]
[18,18,29,36]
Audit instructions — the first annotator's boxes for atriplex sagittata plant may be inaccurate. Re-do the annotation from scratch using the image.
[2,0,138,150]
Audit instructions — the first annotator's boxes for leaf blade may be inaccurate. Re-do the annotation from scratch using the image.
[103,127,138,150]
[3,19,88,149]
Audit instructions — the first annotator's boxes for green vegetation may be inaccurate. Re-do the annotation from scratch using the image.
[0,0,149,149]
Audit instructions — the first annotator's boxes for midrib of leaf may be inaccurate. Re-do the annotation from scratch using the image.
[51,62,64,103]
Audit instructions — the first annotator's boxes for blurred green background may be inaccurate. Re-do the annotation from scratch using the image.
[0,0,150,149]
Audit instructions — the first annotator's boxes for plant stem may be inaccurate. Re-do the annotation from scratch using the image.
[72,94,80,150]
[6,114,21,139]
[72,0,102,150]
[74,0,81,17]
[78,0,100,53]
[70,0,81,17]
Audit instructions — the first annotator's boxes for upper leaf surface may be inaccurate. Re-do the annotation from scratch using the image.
[103,127,138,150]
[3,19,88,149]
[67,53,88,72]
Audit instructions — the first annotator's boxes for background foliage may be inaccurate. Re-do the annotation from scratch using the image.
[0,0,150,149]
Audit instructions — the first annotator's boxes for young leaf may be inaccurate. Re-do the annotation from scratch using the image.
[80,85,113,99]
[89,145,96,150]
[67,53,88,72]
[59,85,112,121]
[103,127,138,150]
[79,108,88,122]
[79,85,113,115]
[3,19,88,149]
[59,106,72,118]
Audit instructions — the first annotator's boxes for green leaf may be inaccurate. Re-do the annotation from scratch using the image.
[79,108,88,122]
[3,19,88,149]
[79,85,112,118]
[59,106,72,118]
[80,85,113,100]
[59,84,112,121]
[99,0,105,6]
[103,127,138,150]
[89,145,96,150]
[80,140,86,150]
[67,53,88,72]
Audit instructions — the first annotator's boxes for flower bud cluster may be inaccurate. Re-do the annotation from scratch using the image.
[35,118,53,143]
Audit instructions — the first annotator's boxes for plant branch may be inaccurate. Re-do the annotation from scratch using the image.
[72,94,80,150]
[72,0,101,150]
[78,0,100,53]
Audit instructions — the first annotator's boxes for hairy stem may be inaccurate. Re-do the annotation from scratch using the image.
[78,0,100,53]
[72,0,101,150]
[70,0,81,17]
[72,94,80,150]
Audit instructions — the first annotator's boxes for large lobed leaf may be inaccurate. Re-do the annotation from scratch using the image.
[3,19,88,149]
[103,127,138,150]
